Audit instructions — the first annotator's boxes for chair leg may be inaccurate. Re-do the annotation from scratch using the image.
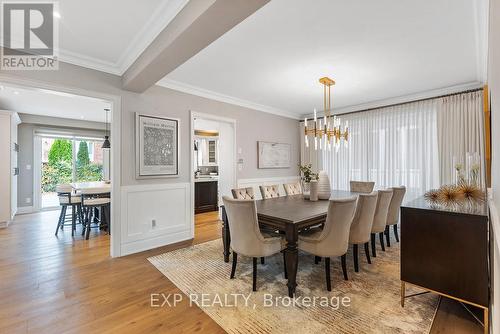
[371,233,377,257]
[261,257,265,265]
[55,206,65,236]
[85,208,92,240]
[252,257,257,291]
[394,224,400,242]
[60,205,67,230]
[71,205,76,237]
[325,257,331,291]
[385,226,391,247]
[283,252,288,279]
[230,252,237,279]
[379,232,386,251]
[353,244,359,272]
[341,254,348,280]
[364,242,371,264]
[315,256,321,264]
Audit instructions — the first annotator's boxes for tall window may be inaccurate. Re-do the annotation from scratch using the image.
[308,91,484,203]
[40,136,104,208]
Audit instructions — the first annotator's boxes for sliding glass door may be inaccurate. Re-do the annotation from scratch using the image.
[39,135,104,209]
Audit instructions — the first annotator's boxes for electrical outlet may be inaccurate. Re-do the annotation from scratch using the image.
[26,197,31,204]
[26,164,31,170]
[152,219,156,228]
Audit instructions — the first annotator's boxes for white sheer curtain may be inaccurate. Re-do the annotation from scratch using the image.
[305,91,484,203]
[437,91,485,186]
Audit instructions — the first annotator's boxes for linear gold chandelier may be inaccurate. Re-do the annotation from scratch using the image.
[304,77,349,151]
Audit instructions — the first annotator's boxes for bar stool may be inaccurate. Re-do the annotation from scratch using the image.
[80,187,111,240]
[55,184,83,236]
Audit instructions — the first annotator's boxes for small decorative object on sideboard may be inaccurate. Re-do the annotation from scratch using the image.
[299,164,319,200]
[424,158,485,209]
[309,180,318,201]
[317,170,331,200]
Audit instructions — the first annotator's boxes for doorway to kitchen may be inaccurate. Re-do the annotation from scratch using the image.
[190,112,236,238]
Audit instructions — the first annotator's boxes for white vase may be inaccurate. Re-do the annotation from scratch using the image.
[317,170,331,200]
[309,180,318,201]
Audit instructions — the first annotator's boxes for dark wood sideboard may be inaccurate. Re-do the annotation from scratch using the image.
[400,197,490,333]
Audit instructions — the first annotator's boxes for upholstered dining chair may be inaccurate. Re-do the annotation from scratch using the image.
[231,187,255,200]
[385,186,406,247]
[283,182,302,196]
[55,184,83,237]
[350,181,375,193]
[222,196,284,291]
[298,197,357,291]
[370,189,393,257]
[80,187,111,240]
[259,185,280,199]
[348,192,378,272]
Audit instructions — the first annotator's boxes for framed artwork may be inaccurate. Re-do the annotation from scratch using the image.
[136,113,179,178]
[258,141,291,169]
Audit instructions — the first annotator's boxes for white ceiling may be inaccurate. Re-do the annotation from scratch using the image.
[0,84,111,123]
[158,0,488,118]
[7,0,188,75]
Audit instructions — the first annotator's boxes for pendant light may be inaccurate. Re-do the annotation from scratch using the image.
[102,108,111,149]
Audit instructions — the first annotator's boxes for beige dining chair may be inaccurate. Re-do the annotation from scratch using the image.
[55,184,83,237]
[231,187,255,200]
[222,196,284,291]
[80,187,111,240]
[370,189,393,257]
[283,182,302,196]
[350,181,375,193]
[348,192,378,272]
[298,197,357,291]
[385,186,406,247]
[259,185,280,199]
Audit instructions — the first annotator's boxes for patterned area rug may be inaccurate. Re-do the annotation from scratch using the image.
[148,239,437,334]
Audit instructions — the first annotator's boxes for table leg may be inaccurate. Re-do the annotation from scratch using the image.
[285,225,299,297]
[221,206,231,263]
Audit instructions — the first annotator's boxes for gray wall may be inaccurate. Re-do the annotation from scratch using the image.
[17,114,106,207]
[4,61,300,188]
[488,0,500,331]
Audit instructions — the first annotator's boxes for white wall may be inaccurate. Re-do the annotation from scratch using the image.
[0,112,12,225]
[488,0,500,331]
[1,61,300,256]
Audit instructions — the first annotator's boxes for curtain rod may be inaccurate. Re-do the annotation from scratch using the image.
[300,87,484,122]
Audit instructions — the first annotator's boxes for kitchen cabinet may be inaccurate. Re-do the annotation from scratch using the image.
[195,180,218,214]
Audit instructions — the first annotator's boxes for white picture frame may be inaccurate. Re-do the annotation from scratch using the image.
[135,113,179,178]
[258,141,291,169]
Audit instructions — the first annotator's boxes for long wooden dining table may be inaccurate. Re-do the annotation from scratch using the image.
[221,190,359,297]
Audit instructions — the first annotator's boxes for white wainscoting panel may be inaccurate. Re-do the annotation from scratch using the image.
[121,183,192,256]
[237,176,300,200]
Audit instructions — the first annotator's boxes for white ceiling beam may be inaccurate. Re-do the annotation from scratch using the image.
[122,0,270,93]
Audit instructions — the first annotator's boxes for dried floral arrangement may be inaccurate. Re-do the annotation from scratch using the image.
[425,162,485,207]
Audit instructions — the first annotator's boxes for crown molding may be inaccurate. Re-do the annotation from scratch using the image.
[302,81,484,118]
[157,78,301,120]
[36,0,190,76]
[115,0,190,74]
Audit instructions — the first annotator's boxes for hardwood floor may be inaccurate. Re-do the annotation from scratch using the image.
[0,209,225,334]
[0,209,483,333]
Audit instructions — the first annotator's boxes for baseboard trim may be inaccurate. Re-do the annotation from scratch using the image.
[16,206,34,215]
[121,230,192,256]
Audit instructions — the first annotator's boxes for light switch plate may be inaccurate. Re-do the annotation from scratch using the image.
[26,164,31,170]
